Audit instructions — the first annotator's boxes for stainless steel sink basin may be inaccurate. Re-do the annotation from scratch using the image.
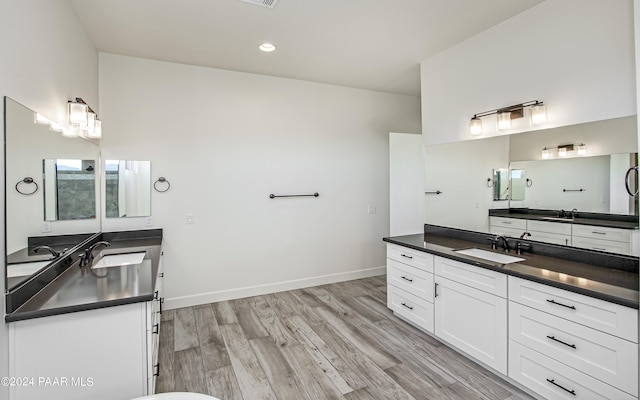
[454,248,525,264]
[92,252,146,269]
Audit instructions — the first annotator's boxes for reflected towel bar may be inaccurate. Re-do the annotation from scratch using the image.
[563,188,585,192]
[269,192,319,199]
[425,190,442,195]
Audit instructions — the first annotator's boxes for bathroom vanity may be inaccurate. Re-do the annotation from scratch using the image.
[384,224,639,400]
[5,230,164,400]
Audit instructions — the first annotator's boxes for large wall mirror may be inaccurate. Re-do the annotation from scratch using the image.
[424,115,639,241]
[4,97,100,290]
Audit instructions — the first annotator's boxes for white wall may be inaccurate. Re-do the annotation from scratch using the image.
[0,0,98,397]
[424,135,510,232]
[99,53,421,309]
[421,0,636,146]
[389,132,424,236]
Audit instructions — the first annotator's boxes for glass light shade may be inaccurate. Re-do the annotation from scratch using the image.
[34,113,50,124]
[49,121,64,132]
[84,112,96,135]
[62,124,79,137]
[259,43,276,52]
[469,117,482,136]
[497,112,511,130]
[529,103,547,125]
[577,143,587,155]
[68,102,88,125]
[541,147,550,159]
[88,119,102,138]
[558,147,568,157]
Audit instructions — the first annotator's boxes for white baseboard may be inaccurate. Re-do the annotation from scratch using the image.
[164,265,386,310]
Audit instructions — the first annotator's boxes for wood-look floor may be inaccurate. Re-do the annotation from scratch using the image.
[156,275,534,400]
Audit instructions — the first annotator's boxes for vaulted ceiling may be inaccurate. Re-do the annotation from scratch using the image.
[69,0,544,96]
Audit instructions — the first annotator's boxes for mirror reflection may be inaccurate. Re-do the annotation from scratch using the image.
[105,160,151,218]
[424,115,638,254]
[4,97,100,291]
[43,159,97,221]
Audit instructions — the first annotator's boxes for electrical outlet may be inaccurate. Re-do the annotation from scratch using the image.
[367,205,377,214]
[41,221,51,233]
[186,214,195,224]
[145,216,154,227]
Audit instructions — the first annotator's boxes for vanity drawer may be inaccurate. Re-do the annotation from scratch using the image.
[508,277,638,342]
[387,244,433,273]
[572,225,631,242]
[489,216,527,230]
[509,302,638,396]
[387,285,434,333]
[387,258,434,300]
[527,231,571,246]
[488,225,522,239]
[509,340,636,400]
[435,256,507,298]
[527,220,572,235]
[570,236,630,254]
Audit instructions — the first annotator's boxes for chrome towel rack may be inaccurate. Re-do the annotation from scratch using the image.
[563,188,585,192]
[425,190,442,195]
[269,192,319,199]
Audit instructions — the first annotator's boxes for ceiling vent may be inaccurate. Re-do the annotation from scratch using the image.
[240,0,278,8]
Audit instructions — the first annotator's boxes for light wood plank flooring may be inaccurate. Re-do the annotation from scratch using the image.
[156,275,534,400]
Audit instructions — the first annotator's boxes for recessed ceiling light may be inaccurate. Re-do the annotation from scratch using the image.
[259,43,276,52]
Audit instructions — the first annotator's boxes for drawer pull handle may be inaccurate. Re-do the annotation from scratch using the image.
[154,290,159,300]
[401,276,413,282]
[546,378,576,396]
[592,247,606,251]
[159,272,164,278]
[400,302,414,310]
[434,282,439,298]
[546,299,576,310]
[546,335,576,349]
[591,231,606,235]
[400,254,413,259]
[502,221,512,224]
[152,323,159,335]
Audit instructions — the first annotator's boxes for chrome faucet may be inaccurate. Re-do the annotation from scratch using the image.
[79,241,111,274]
[570,208,578,219]
[519,231,532,239]
[33,245,63,258]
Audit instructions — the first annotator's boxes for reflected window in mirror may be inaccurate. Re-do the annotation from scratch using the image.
[493,168,510,201]
[510,169,526,202]
[43,159,96,220]
[105,160,151,218]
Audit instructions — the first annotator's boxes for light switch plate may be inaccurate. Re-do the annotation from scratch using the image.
[41,221,51,233]
[186,214,195,224]
[367,205,377,214]
[145,216,154,227]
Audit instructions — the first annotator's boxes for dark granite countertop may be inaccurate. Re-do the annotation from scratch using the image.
[384,233,639,309]
[5,230,162,322]
[489,209,639,230]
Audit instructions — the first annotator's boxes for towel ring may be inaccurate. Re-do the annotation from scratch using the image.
[526,178,533,187]
[154,177,171,192]
[486,178,494,188]
[15,177,38,195]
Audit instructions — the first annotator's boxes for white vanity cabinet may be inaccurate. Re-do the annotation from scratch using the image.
[433,256,508,374]
[386,244,435,333]
[526,220,572,246]
[508,276,638,399]
[571,224,632,254]
[8,254,164,400]
[489,216,526,238]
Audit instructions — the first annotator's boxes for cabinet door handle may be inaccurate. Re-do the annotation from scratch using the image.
[159,272,164,278]
[400,302,414,310]
[400,254,413,260]
[152,323,159,335]
[434,282,439,298]
[153,363,160,377]
[400,276,413,282]
[546,299,576,310]
[159,297,164,315]
[502,221,512,224]
[154,290,159,300]
[546,378,576,396]
[546,335,576,349]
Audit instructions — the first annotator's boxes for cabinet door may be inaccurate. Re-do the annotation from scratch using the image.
[434,276,507,374]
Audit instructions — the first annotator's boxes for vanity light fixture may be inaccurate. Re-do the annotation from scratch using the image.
[67,98,101,139]
[540,143,586,159]
[468,100,545,136]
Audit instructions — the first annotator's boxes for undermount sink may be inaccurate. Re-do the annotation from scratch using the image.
[454,248,525,265]
[541,217,574,222]
[92,252,146,269]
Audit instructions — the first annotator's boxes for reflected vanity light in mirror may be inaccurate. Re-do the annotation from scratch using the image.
[541,143,587,159]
